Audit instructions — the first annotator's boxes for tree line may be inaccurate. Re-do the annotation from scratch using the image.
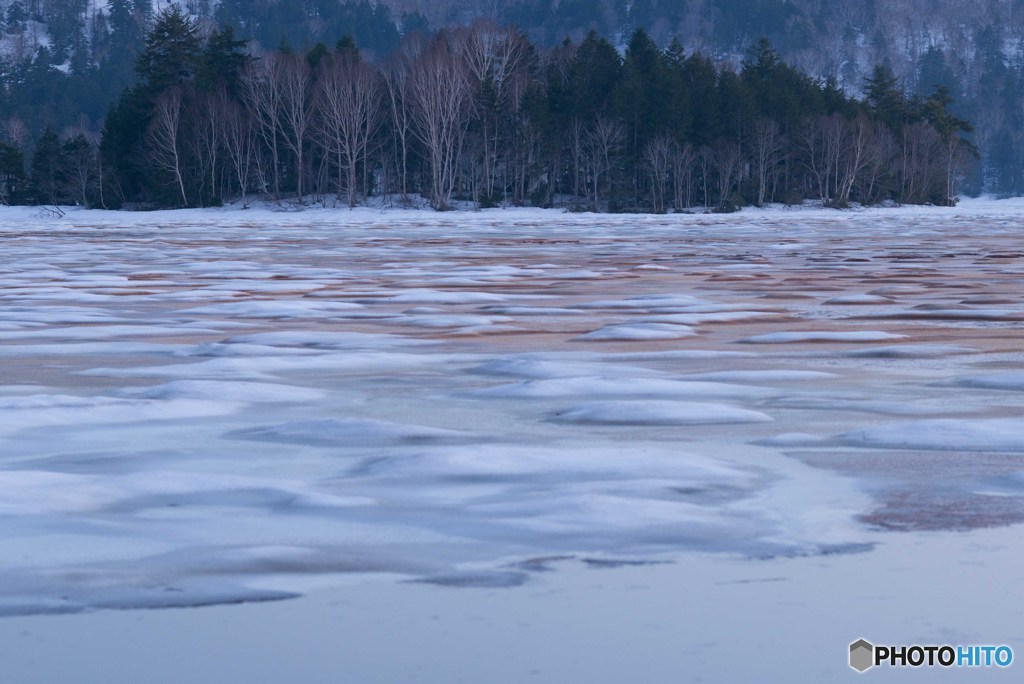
[1,7,973,212]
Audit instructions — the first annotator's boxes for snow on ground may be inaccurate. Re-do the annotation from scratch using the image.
[0,200,1023,652]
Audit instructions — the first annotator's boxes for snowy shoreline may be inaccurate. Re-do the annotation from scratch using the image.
[3,193,1021,224]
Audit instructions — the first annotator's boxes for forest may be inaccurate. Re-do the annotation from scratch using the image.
[2,0,1024,200]
[1,7,973,211]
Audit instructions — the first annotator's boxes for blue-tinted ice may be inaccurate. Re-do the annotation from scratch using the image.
[1,204,1023,614]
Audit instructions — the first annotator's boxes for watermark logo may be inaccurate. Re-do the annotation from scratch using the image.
[849,639,874,672]
[849,639,1013,673]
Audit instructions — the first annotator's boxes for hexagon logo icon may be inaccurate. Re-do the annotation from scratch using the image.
[850,639,875,672]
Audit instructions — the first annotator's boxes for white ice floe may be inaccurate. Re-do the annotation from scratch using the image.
[200,280,328,293]
[184,342,326,357]
[841,344,976,358]
[838,418,1024,451]
[894,308,1023,319]
[351,443,750,481]
[176,301,363,318]
[824,294,893,304]
[574,322,697,341]
[478,306,586,316]
[0,470,372,516]
[640,311,782,325]
[381,288,507,304]
[1,201,1018,616]
[576,295,706,310]
[956,373,1024,391]
[228,418,475,447]
[0,307,133,324]
[0,341,186,356]
[120,380,328,403]
[680,370,837,383]
[554,401,774,425]
[80,351,465,380]
[223,331,430,349]
[767,396,948,416]
[0,394,240,437]
[396,314,512,328]
[470,377,774,399]
[468,357,660,379]
[756,433,827,447]
[739,331,907,343]
[0,325,223,340]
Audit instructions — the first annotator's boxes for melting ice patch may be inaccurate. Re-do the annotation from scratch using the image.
[469,377,774,400]
[739,331,907,344]
[841,344,976,358]
[574,323,697,341]
[379,288,508,304]
[120,380,328,403]
[554,401,774,425]
[176,301,362,318]
[395,314,512,329]
[576,295,707,310]
[222,330,431,349]
[640,311,783,325]
[468,357,661,379]
[479,306,585,316]
[80,351,467,380]
[679,370,837,383]
[838,418,1024,451]
[825,294,893,305]
[4,205,1014,615]
[228,418,476,447]
[347,443,748,480]
[0,470,372,516]
[0,324,224,340]
[956,373,1024,391]
[0,394,240,437]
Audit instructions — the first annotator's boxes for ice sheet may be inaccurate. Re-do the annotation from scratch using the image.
[1,201,1023,616]
[553,400,774,425]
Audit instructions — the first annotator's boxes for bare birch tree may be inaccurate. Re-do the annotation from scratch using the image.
[224,99,256,207]
[750,118,785,206]
[316,53,382,207]
[642,134,671,212]
[458,20,531,204]
[278,53,313,201]
[710,141,741,208]
[568,117,586,204]
[671,142,696,210]
[409,33,474,210]
[585,114,624,207]
[6,118,28,150]
[381,34,423,205]
[190,87,229,205]
[801,114,847,206]
[697,145,713,208]
[898,122,944,204]
[834,114,872,208]
[240,54,285,201]
[856,122,896,204]
[62,134,96,207]
[148,88,188,206]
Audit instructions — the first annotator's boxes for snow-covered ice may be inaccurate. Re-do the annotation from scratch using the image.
[838,418,1024,451]
[1,200,1023,633]
[553,400,774,425]
[738,330,908,343]
[573,322,697,340]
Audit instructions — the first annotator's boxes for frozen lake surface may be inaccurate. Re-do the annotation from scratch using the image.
[1,201,1023,679]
